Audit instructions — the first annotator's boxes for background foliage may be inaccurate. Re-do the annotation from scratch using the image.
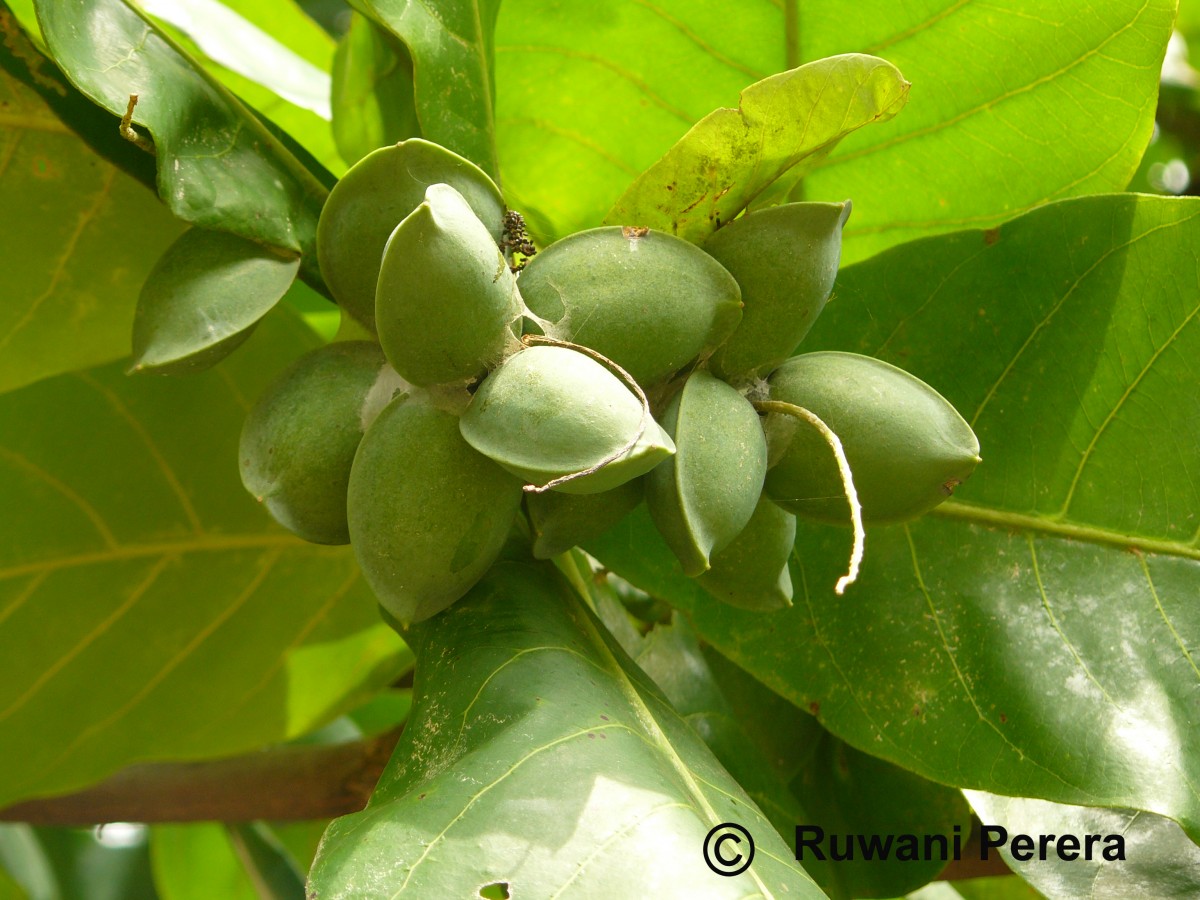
[1,0,1197,897]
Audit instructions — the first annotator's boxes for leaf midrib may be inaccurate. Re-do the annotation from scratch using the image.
[0,532,323,581]
[931,502,1200,560]
[569,588,780,899]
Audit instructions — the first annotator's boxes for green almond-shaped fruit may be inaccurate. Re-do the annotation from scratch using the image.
[316,139,505,331]
[764,352,982,523]
[697,496,796,611]
[239,342,404,544]
[376,183,522,385]
[518,226,742,386]
[460,345,675,494]
[527,478,643,559]
[348,392,523,625]
[646,371,768,576]
[706,201,851,382]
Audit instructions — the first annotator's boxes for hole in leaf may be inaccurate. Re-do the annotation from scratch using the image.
[479,882,510,899]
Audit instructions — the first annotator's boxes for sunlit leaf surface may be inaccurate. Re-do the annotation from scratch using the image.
[310,562,822,898]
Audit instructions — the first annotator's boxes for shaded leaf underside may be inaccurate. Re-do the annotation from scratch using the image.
[0,312,407,807]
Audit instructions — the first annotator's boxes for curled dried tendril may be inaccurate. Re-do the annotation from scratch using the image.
[753,400,864,595]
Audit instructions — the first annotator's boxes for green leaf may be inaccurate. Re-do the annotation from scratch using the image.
[966,792,1200,899]
[151,824,258,900]
[0,310,408,807]
[331,12,419,166]
[590,193,1200,842]
[494,1,787,241]
[353,0,500,180]
[699,648,971,900]
[137,0,344,176]
[626,613,850,898]
[226,824,305,900]
[309,561,824,898]
[604,54,908,243]
[0,11,186,395]
[131,229,300,374]
[789,734,970,899]
[0,825,51,900]
[493,0,1173,256]
[35,0,329,282]
[801,0,1176,263]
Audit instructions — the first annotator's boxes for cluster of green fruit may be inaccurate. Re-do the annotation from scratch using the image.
[238,139,981,626]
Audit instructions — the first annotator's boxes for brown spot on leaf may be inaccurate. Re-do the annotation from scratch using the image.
[983,228,1001,245]
[809,701,820,715]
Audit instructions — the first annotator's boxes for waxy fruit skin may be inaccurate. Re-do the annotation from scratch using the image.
[518,226,743,387]
[647,371,768,576]
[375,183,521,386]
[765,352,981,524]
[706,201,850,382]
[348,392,523,625]
[316,139,505,332]
[239,341,392,545]
[460,345,675,495]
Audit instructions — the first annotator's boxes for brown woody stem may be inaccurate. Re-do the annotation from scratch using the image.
[0,729,401,825]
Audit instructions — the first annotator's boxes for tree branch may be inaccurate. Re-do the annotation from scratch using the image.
[0,729,401,825]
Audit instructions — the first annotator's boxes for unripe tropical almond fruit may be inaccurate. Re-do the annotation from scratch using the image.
[646,371,768,576]
[239,341,403,545]
[460,345,675,494]
[697,496,796,611]
[316,139,505,331]
[527,478,643,559]
[518,226,743,386]
[348,391,524,625]
[706,201,851,382]
[375,184,522,385]
[764,352,981,523]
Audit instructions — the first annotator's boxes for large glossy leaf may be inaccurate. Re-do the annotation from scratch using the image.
[967,792,1200,899]
[310,561,823,898]
[131,228,300,374]
[493,0,1172,256]
[494,1,785,241]
[330,12,419,167]
[151,823,258,900]
[801,0,1175,262]
[0,10,185,394]
[605,54,906,243]
[35,0,329,281]
[353,0,501,180]
[630,612,970,900]
[137,0,344,176]
[0,311,408,808]
[589,194,1200,842]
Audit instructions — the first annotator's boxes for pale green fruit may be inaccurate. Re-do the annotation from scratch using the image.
[348,392,524,624]
[646,371,768,576]
[764,352,981,523]
[527,479,643,559]
[697,497,796,611]
[239,342,401,545]
[316,140,505,331]
[376,183,522,385]
[518,226,742,386]
[460,345,675,494]
[706,201,850,382]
